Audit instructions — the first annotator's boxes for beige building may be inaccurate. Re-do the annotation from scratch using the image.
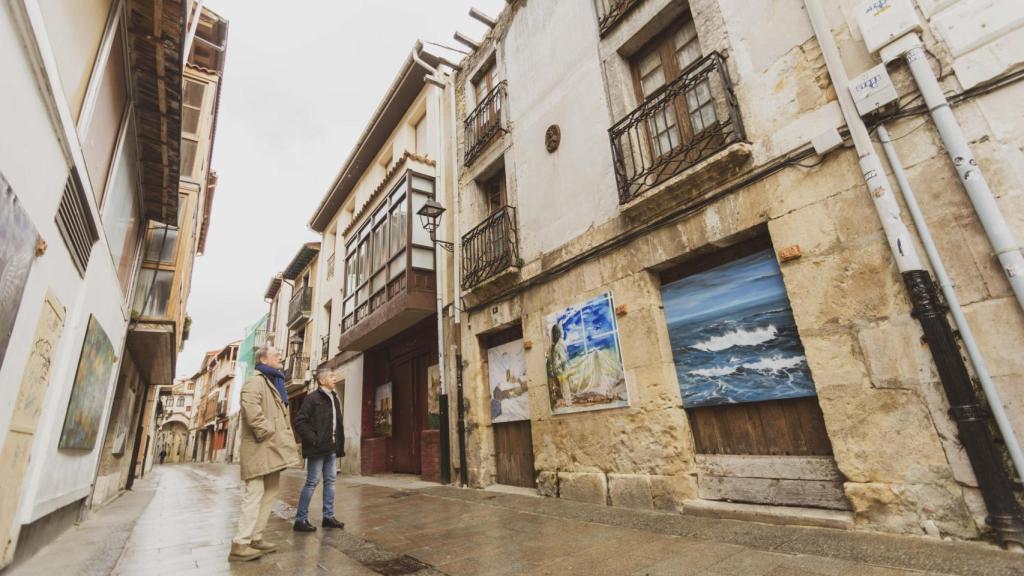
[440,0,1024,547]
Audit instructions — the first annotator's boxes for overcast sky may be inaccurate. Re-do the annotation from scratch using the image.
[179,0,506,376]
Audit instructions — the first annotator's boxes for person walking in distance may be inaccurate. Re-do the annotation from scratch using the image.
[292,367,346,532]
[229,346,300,562]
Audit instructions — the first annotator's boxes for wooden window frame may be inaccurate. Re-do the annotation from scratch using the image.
[628,16,706,159]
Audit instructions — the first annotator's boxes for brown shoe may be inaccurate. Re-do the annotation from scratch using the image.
[250,539,278,553]
[228,543,264,562]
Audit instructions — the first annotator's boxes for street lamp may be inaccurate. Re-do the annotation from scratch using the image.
[416,198,454,252]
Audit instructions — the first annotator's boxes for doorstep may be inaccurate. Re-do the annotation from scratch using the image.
[683,498,855,530]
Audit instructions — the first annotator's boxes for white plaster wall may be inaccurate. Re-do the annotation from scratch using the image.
[339,353,363,475]
[502,0,620,262]
[0,6,133,524]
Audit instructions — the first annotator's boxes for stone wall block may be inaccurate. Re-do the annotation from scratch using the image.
[768,200,839,258]
[557,471,607,505]
[843,481,977,539]
[830,186,883,245]
[919,212,990,305]
[767,149,861,218]
[856,319,936,389]
[801,332,871,390]
[779,241,905,330]
[649,474,697,512]
[962,297,1024,378]
[608,474,655,510]
[536,471,558,498]
[818,387,954,485]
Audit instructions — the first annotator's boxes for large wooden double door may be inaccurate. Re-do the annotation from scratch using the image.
[390,354,428,474]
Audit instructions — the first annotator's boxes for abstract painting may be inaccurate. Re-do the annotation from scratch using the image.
[545,293,628,415]
[59,315,116,450]
[374,382,392,437]
[488,339,530,423]
[0,173,39,374]
[660,249,815,409]
[426,364,441,429]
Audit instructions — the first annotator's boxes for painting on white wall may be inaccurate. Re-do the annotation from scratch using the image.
[487,339,529,423]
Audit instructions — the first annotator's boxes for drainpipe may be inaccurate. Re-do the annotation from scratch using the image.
[413,44,461,484]
[901,40,1024,315]
[878,124,1024,484]
[804,0,1024,549]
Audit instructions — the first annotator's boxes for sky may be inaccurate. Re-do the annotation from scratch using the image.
[178,0,506,377]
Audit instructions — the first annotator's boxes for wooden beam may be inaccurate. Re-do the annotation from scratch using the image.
[453,31,480,51]
[468,7,496,28]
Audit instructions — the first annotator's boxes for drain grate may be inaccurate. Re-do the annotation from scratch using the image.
[365,555,430,575]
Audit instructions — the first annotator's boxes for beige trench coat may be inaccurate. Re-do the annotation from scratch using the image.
[238,372,300,481]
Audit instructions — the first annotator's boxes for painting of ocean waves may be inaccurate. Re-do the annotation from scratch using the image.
[660,249,816,409]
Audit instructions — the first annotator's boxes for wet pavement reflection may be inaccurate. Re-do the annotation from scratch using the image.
[12,464,1021,576]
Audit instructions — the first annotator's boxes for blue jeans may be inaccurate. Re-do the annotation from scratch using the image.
[296,453,336,522]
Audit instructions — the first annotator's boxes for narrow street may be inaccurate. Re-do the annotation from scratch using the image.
[11,464,1020,576]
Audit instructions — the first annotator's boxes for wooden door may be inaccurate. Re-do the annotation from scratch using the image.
[391,360,419,473]
[493,421,536,488]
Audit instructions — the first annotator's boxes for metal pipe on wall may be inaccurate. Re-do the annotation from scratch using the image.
[804,0,1024,550]
[878,124,1024,483]
[902,42,1024,315]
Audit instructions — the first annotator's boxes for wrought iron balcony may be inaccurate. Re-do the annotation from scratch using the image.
[594,0,641,36]
[288,286,313,327]
[464,81,507,166]
[609,52,744,205]
[286,356,309,382]
[462,206,520,291]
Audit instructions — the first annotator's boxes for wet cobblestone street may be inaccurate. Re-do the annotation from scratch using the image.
[10,464,1021,576]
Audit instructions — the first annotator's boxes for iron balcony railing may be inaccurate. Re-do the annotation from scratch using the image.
[461,205,520,290]
[288,286,313,326]
[252,329,268,349]
[286,356,309,382]
[594,0,641,36]
[609,52,744,205]
[464,81,507,166]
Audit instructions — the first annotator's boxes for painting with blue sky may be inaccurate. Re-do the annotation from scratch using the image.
[545,293,628,414]
[660,250,815,409]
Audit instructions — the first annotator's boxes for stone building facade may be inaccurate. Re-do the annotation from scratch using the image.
[445,0,1024,543]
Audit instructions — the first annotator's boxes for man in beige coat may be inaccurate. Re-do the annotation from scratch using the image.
[229,345,301,562]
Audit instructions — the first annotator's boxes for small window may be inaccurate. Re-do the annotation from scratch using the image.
[55,167,99,277]
[133,268,173,317]
[180,139,199,180]
[482,169,507,215]
[182,79,206,136]
[473,62,496,104]
[144,223,179,263]
[389,197,407,255]
[414,113,428,155]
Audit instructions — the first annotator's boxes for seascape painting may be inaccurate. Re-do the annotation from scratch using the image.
[488,339,530,423]
[660,249,815,409]
[59,315,117,450]
[0,173,39,374]
[374,382,392,437]
[545,293,629,415]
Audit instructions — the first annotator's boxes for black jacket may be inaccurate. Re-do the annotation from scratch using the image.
[294,388,345,459]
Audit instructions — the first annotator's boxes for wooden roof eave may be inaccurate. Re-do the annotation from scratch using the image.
[127,0,187,226]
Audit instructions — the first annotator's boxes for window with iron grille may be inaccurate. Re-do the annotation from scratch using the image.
[55,167,99,276]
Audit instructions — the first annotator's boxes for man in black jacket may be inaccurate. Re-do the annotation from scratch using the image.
[292,368,345,532]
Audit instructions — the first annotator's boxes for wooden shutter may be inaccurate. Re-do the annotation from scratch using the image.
[55,167,99,276]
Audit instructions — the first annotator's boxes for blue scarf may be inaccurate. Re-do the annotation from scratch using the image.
[255,363,288,406]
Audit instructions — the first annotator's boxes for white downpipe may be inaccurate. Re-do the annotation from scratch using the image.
[902,42,1024,313]
[450,74,462,327]
[878,125,1024,482]
[803,0,922,273]
[182,0,205,66]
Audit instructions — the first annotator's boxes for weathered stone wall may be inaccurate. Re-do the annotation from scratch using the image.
[452,0,1024,541]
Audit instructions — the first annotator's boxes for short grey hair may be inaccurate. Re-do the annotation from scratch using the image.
[316,366,331,382]
[254,345,274,364]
